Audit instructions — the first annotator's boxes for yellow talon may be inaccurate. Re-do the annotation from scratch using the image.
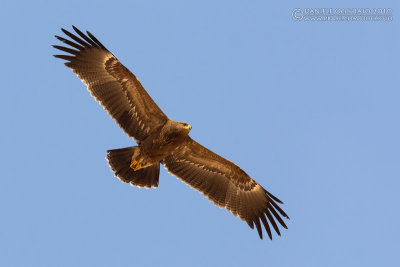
[130,160,138,169]
[134,163,142,171]
[130,159,143,171]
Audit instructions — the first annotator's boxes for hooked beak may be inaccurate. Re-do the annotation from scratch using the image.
[183,124,192,131]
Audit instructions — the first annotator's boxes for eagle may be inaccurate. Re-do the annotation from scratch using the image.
[53,26,289,240]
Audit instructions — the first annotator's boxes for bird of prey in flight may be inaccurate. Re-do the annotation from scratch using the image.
[53,26,289,239]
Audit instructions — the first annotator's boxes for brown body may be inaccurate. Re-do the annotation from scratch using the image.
[132,120,191,169]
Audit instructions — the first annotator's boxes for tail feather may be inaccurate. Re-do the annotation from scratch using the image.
[106,146,160,188]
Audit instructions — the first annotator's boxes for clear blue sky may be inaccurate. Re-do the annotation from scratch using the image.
[1,1,399,266]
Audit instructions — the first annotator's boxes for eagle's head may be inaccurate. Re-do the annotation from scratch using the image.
[180,122,192,132]
[165,120,192,139]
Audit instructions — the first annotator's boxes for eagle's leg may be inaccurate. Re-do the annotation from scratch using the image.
[129,147,145,171]
[130,159,144,171]
[130,160,138,169]
[133,163,143,171]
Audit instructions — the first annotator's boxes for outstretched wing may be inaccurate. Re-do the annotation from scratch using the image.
[53,26,168,141]
[163,137,289,239]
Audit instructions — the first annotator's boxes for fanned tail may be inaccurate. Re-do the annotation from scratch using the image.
[106,147,160,188]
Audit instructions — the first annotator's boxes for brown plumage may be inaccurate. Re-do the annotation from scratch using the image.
[53,26,289,240]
